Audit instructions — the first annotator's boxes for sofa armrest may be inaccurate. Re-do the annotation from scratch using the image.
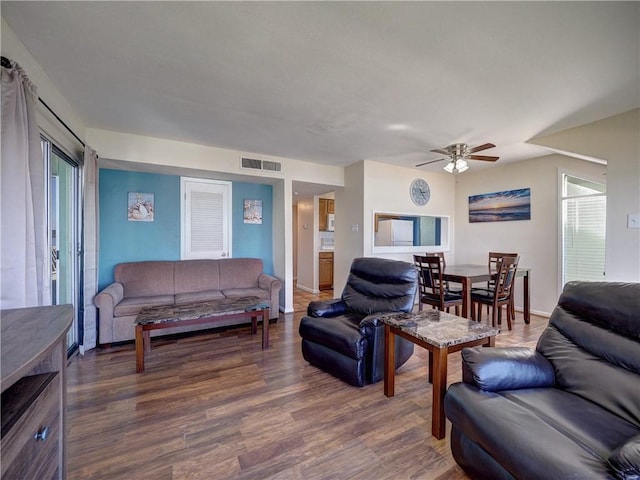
[461,346,555,392]
[258,272,282,292]
[93,283,124,318]
[258,273,282,320]
[608,434,640,480]
[307,299,347,317]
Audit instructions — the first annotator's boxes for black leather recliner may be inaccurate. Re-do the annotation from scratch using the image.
[444,281,640,480]
[299,257,418,387]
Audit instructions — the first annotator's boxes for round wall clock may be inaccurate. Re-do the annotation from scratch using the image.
[410,178,430,206]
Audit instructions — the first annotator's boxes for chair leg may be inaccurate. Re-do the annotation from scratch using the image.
[471,301,476,321]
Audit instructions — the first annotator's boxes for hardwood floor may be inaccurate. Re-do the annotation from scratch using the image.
[66,294,547,480]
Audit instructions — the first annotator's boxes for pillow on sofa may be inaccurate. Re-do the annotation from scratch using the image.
[462,346,556,391]
[608,434,640,480]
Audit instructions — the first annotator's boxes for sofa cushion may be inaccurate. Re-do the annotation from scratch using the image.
[218,258,262,289]
[342,257,417,315]
[174,289,225,304]
[299,313,367,360]
[174,260,221,294]
[113,295,175,317]
[445,383,638,480]
[115,261,175,297]
[221,287,269,300]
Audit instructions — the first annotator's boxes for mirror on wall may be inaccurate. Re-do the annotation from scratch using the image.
[372,212,450,253]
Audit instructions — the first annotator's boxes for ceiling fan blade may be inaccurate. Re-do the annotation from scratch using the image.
[429,148,450,155]
[468,155,499,162]
[469,143,496,153]
[415,158,446,167]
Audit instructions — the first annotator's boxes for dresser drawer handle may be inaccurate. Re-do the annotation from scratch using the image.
[34,426,49,442]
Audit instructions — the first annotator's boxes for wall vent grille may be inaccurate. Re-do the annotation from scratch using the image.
[240,157,282,173]
[262,160,282,172]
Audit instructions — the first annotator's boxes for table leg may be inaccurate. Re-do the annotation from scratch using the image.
[144,330,151,352]
[384,324,395,397]
[524,271,530,324]
[261,309,269,349]
[428,351,433,383]
[431,347,448,439]
[251,315,258,335]
[462,278,471,319]
[135,325,145,373]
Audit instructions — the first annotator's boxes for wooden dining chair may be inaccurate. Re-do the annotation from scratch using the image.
[413,255,463,315]
[487,251,518,318]
[471,255,519,330]
[430,251,462,293]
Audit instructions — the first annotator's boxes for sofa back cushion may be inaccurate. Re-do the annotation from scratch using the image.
[342,257,418,316]
[537,281,640,428]
[114,261,175,298]
[174,259,221,294]
[218,258,263,289]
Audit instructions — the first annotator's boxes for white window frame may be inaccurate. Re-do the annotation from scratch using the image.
[181,177,232,259]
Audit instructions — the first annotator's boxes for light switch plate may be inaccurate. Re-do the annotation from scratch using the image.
[628,214,640,229]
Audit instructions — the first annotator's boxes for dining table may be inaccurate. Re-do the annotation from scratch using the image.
[441,264,531,323]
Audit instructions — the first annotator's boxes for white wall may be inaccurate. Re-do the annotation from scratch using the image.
[333,160,457,294]
[455,154,607,315]
[530,109,640,282]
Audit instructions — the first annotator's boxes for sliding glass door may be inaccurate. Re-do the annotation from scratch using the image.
[43,137,80,352]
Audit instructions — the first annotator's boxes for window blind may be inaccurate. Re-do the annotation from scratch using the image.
[562,175,606,284]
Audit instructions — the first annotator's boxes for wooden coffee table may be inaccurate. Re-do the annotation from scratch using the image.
[135,297,270,373]
[381,309,499,439]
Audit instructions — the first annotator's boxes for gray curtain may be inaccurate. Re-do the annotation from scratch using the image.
[1,60,50,308]
[81,147,98,352]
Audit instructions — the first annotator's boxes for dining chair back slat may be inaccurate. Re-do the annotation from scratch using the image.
[471,255,520,330]
[414,255,463,315]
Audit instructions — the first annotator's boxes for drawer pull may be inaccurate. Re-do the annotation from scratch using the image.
[34,426,49,442]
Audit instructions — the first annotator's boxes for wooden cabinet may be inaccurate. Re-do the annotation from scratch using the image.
[319,252,334,290]
[318,199,335,231]
[327,199,335,214]
[1,305,72,480]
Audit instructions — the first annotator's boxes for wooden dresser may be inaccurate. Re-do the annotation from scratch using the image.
[1,305,72,480]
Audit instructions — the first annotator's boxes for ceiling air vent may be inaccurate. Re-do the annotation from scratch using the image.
[240,157,282,173]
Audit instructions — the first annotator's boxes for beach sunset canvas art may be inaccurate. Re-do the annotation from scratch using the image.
[469,188,531,223]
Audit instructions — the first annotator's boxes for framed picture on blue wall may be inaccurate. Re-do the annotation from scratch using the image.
[243,199,262,224]
[128,192,154,222]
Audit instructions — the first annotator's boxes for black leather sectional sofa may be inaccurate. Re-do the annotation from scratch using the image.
[444,281,640,479]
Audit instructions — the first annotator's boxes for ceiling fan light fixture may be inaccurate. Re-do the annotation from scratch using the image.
[455,159,469,172]
[443,161,455,173]
[443,158,469,174]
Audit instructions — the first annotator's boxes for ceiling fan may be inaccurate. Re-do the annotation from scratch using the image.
[415,143,499,173]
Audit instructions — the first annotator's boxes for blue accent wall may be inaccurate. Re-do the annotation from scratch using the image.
[98,169,274,289]
[98,169,180,289]
[232,183,273,275]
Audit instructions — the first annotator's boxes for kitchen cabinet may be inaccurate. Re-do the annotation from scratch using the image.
[319,199,335,231]
[319,252,334,290]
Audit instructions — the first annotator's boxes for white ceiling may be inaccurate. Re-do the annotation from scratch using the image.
[2,1,638,175]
